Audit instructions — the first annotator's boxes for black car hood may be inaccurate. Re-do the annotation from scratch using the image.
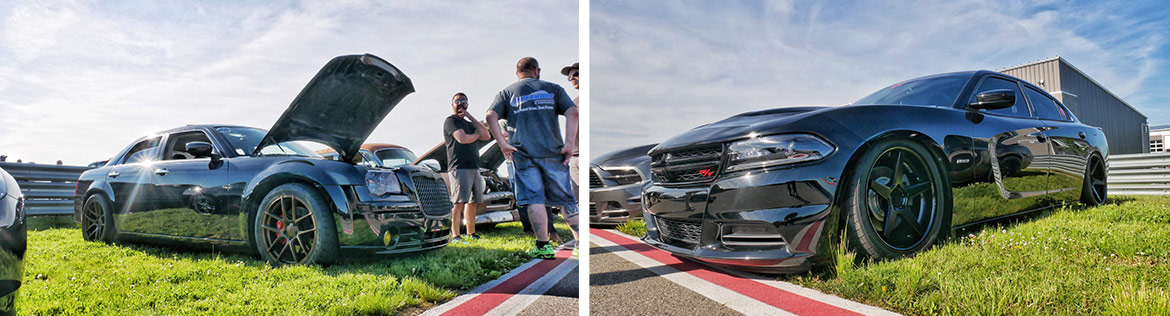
[651,106,829,154]
[594,143,656,168]
[256,54,415,163]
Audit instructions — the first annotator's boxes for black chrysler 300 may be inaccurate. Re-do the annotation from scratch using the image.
[73,54,453,266]
[642,70,1108,273]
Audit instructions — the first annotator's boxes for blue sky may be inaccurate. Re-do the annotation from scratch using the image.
[591,0,1170,157]
[0,1,578,164]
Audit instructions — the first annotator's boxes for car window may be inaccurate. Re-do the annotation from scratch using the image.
[1024,87,1065,121]
[853,74,968,107]
[375,148,418,168]
[969,77,1029,118]
[122,137,162,164]
[163,131,216,160]
[215,126,321,157]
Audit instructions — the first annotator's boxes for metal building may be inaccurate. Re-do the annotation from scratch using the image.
[998,56,1149,154]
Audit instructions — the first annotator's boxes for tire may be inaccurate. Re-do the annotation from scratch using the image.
[1080,155,1107,205]
[81,194,117,243]
[254,183,339,266]
[841,139,950,260]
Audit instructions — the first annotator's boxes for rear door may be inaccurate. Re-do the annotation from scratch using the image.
[1025,86,1089,202]
[108,136,162,233]
[146,130,237,240]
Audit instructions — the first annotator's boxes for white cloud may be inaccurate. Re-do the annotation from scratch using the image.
[0,0,578,164]
[590,0,1168,157]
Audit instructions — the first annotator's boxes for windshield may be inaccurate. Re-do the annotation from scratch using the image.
[375,148,417,167]
[216,127,322,157]
[853,74,970,107]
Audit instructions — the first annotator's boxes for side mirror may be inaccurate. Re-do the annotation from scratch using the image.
[185,141,215,158]
[969,89,1015,110]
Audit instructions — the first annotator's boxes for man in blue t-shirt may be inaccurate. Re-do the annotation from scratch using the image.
[487,57,579,259]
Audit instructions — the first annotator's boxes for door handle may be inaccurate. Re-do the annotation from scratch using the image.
[108,171,120,178]
[154,169,170,176]
[1078,132,1086,139]
[1036,135,1048,143]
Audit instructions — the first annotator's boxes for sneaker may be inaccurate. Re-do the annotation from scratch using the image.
[527,244,556,259]
[467,234,481,240]
[451,236,466,244]
[572,246,579,258]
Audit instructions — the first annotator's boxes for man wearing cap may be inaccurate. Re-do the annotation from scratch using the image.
[444,92,491,242]
[487,57,580,259]
[560,62,580,197]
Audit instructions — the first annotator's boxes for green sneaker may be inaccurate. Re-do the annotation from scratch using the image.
[527,244,556,259]
[572,246,579,258]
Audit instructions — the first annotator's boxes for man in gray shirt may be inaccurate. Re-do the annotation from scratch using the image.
[487,57,579,259]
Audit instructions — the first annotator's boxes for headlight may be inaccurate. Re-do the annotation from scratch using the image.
[365,170,402,198]
[601,167,642,185]
[725,134,834,171]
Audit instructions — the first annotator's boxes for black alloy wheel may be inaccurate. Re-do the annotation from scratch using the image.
[254,183,338,266]
[81,194,116,243]
[843,139,950,259]
[1081,156,1107,205]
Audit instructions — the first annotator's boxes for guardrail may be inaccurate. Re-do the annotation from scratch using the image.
[1107,152,1170,195]
[0,162,91,216]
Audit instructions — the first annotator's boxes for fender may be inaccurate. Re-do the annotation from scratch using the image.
[241,159,364,216]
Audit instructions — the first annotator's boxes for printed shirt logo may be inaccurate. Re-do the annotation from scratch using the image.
[510,90,557,113]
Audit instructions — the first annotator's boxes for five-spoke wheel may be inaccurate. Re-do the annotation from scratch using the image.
[254,183,338,266]
[843,139,950,259]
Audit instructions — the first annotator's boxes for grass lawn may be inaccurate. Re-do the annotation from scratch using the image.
[17,217,571,315]
[612,196,1170,315]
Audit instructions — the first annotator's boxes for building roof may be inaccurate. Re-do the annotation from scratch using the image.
[998,56,1146,119]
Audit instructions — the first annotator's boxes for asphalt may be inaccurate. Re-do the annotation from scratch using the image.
[517,266,579,316]
[588,242,743,316]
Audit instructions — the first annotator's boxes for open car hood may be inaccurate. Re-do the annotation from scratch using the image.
[256,54,415,163]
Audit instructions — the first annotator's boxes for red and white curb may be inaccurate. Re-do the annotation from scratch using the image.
[421,245,577,316]
[591,228,900,316]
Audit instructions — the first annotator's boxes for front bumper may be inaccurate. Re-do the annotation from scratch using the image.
[589,182,644,225]
[336,199,450,254]
[641,163,842,273]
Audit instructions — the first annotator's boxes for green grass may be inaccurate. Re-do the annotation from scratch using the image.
[17,217,570,315]
[787,195,1170,315]
[615,219,646,237]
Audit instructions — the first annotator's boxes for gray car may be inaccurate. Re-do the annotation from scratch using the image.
[590,144,655,226]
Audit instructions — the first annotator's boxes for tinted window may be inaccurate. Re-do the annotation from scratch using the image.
[854,75,968,106]
[375,148,418,168]
[970,77,1028,118]
[164,131,215,160]
[122,137,161,164]
[1024,87,1065,121]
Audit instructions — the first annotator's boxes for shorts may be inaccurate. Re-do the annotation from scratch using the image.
[449,168,484,204]
[508,154,576,207]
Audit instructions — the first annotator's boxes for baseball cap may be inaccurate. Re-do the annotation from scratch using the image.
[560,62,579,76]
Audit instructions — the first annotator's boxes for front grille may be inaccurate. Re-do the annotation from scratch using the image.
[651,145,724,184]
[411,174,453,217]
[655,216,703,244]
[589,203,598,215]
[589,169,604,188]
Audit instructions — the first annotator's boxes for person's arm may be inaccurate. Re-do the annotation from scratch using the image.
[447,117,479,144]
[461,110,492,141]
[486,110,517,160]
[560,106,579,165]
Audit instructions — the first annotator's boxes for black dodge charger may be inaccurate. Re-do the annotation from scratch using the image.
[642,70,1108,273]
[73,54,453,266]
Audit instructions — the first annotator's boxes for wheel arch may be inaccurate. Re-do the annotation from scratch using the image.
[241,173,346,250]
[832,129,954,239]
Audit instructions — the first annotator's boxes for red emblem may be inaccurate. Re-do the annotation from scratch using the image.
[698,169,714,177]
